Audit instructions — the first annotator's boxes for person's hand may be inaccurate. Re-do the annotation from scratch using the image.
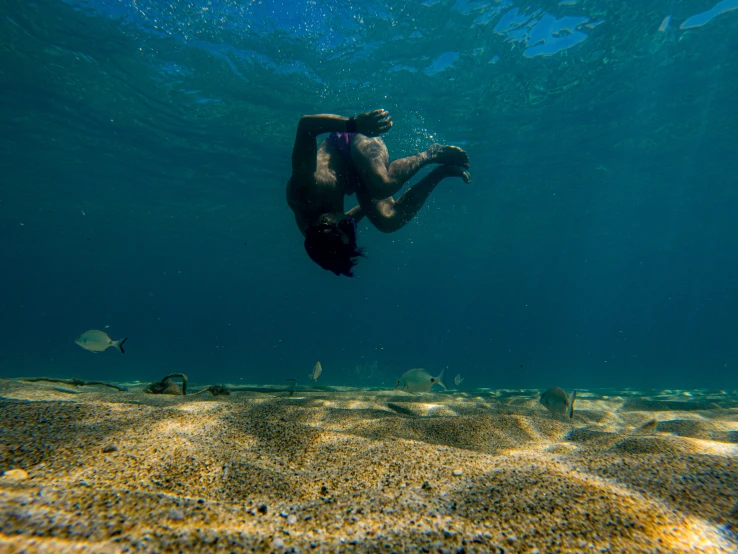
[352,109,392,137]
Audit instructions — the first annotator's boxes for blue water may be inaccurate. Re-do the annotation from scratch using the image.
[1,0,737,390]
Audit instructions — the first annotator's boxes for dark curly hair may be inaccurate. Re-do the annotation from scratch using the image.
[304,217,365,277]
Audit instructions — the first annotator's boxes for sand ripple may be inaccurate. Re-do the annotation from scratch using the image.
[0,379,736,552]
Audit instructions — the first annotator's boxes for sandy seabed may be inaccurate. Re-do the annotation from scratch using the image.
[0,378,736,553]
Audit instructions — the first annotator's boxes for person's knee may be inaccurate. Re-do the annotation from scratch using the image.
[373,214,403,233]
[364,205,400,233]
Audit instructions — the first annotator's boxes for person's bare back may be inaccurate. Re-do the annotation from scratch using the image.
[287,109,470,276]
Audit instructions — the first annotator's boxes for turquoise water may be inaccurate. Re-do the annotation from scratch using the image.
[1,0,737,390]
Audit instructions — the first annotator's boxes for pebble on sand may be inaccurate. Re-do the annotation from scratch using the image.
[452,469,463,476]
[2,468,29,480]
[168,508,185,521]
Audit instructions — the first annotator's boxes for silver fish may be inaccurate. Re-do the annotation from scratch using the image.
[454,374,464,386]
[540,387,576,419]
[310,361,322,382]
[75,330,127,354]
[395,368,446,394]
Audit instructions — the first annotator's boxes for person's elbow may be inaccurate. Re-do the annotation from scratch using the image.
[297,115,317,136]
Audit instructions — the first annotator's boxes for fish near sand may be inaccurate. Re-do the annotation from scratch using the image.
[395,368,446,394]
[454,374,464,387]
[75,330,127,354]
[309,361,322,382]
[540,387,576,419]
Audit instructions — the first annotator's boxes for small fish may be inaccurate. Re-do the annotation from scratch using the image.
[309,361,322,382]
[454,374,464,387]
[395,368,446,394]
[75,330,127,354]
[540,387,576,419]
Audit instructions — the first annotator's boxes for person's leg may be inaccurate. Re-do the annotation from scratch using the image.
[358,165,471,233]
[351,136,469,200]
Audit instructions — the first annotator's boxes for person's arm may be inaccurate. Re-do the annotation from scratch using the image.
[290,110,393,182]
[297,114,353,136]
[290,115,350,181]
[345,204,365,223]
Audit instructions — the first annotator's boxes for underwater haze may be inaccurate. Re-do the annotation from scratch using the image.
[1,0,738,390]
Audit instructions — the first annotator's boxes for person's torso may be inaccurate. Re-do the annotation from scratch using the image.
[286,139,359,234]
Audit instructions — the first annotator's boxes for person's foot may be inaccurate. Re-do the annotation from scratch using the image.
[434,164,471,183]
[427,144,470,167]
